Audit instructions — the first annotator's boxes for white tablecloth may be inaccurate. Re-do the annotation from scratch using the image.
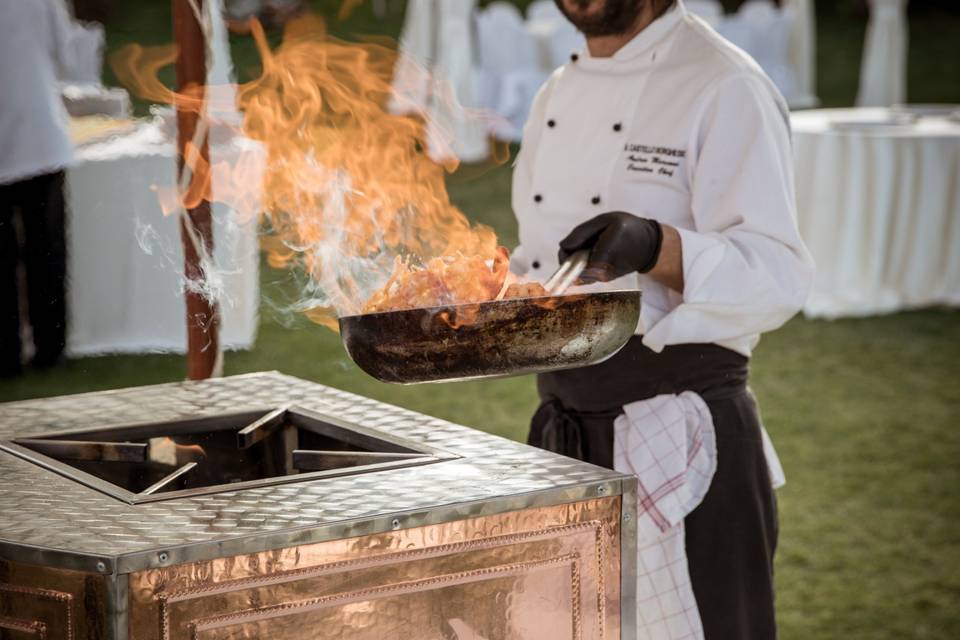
[791,108,960,318]
[66,122,260,354]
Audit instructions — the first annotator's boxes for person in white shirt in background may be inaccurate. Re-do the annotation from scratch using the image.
[512,0,814,637]
[0,0,75,376]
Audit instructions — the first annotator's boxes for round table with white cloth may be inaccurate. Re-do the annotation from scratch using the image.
[791,107,960,318]
[66,121,261,355]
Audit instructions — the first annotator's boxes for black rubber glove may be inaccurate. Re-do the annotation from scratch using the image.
[558,211,663,283]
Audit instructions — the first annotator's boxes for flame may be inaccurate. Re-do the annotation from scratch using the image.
[148,437,206,466]
[362,246,509,313]
[502,281,549,300]
[112,13,510,329]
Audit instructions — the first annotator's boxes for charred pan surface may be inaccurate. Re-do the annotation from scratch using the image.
[339,290,641,384]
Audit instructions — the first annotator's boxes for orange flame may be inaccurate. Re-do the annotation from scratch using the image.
[111,13,506,329]
[362,246,510,313]
[148,437,206,466]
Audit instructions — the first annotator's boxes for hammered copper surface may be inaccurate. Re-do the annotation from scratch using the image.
[338,291,641,383]
[129,498,621,640]
[0,373,626,570]
[0,560,113,640]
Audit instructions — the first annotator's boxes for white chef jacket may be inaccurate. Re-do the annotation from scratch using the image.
[0,0,74,185]
[511,0,814,357]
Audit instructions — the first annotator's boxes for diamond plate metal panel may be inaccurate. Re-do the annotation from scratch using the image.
[0,373,628,574]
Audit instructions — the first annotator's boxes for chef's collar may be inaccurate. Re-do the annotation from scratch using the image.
[574,0,686,71]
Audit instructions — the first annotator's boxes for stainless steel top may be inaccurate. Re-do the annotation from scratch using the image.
[0,372,628,574]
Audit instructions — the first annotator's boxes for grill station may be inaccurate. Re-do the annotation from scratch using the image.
[0,372,637,639]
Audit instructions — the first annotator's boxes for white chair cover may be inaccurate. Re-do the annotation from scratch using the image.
[856,0,909,107]
[786,0,818,108]
[526,0,585,72]
[475,2,546,141]
[476,3,534,79]
[685,0,723,26]
[391,0,434,113]
[543,21,585,71]
[526,0,561,23]
[716,0,802,107]
[742,1,797,100]
[391,0,489,162]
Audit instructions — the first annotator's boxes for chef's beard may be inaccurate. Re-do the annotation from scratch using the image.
[554,0,647,37]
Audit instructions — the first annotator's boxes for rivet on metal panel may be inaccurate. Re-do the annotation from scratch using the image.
[391,518,401,530]
[158,552,169,563]
[96,561,107,573]
[597,485,608,495]
[623,513,631,522]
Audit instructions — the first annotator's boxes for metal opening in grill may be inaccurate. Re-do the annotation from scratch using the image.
[0,406,455,504]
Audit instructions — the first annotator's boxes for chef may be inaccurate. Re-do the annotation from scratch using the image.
[511,1,814,638]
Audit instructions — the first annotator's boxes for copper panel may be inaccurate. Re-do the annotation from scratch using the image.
[190,556,580,640]
[0,615,48,639]
[130,498,621,640]
[0,563,89,640]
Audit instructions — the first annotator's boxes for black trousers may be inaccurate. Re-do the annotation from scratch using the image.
[530,338,778,639]
[0,171,68,374]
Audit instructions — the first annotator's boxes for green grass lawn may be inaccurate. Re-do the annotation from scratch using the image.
[4,1,960,638]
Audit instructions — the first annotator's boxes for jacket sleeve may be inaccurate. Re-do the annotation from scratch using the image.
[643,72,815,351]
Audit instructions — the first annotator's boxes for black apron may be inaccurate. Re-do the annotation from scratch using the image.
[529,336,779,640]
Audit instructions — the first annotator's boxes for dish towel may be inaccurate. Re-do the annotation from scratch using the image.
[614,391,786,639]
[613,391,717,640]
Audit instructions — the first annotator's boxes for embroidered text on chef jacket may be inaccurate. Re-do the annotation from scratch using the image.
[511,0,815,357]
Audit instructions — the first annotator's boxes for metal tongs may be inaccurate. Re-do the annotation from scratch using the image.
[543,250,590,296]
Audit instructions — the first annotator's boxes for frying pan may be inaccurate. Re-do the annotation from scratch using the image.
[339,290,640,384]
[338,251,641,384]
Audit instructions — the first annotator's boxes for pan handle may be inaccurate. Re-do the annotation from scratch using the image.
[544,250,590,295]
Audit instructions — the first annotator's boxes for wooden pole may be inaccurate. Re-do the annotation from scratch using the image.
[174,0,220,380]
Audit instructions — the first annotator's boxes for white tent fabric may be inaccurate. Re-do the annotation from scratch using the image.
[856,0,909,107]
[475,2,546,141]
[391,0,489,162]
